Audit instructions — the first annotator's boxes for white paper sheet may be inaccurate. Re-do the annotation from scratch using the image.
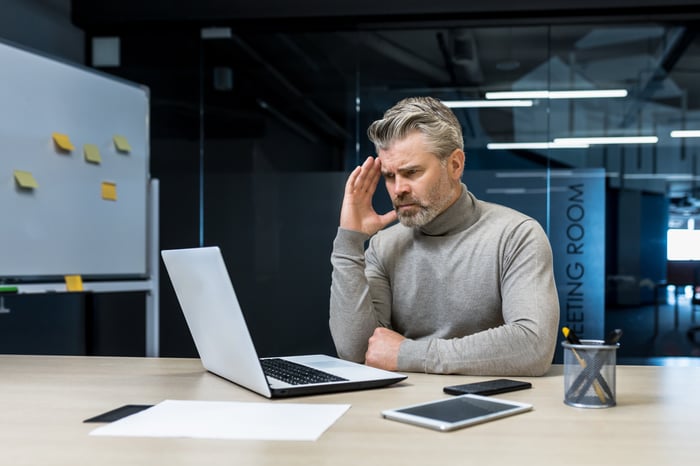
[89,399,351,441]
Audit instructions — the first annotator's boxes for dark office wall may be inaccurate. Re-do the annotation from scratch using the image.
[640,193,669,303]
[0,294,85,354]
[607,189,669,307]
[202,171,345,358]
[0,0,83,63]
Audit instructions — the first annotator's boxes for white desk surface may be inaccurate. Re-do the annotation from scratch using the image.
[1,355,698,465]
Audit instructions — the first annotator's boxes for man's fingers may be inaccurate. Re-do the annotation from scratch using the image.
[345,165,362,193]
[379,210,398,228]
[368,158,383,189]
[353,156,378,194]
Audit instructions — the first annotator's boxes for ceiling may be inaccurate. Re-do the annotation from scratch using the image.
[195,24,700,197]
[76,1,700,202]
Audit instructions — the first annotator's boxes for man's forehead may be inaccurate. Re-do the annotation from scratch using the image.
[379,155,438,176]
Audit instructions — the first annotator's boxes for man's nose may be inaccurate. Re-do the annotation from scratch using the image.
[393,176,410,196]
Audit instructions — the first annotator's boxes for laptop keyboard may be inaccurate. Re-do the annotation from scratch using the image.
[260,358,348,385]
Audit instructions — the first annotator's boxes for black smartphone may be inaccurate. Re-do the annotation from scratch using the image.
[443,378,532,396]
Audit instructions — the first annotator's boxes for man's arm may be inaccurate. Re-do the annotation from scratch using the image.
[397,222,560,376]
[329,228,380,362]
[329,157,397,362]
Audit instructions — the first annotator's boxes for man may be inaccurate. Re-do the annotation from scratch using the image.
[329,96,559,376]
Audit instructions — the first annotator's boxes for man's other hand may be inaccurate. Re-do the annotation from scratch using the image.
[364,327,405,371]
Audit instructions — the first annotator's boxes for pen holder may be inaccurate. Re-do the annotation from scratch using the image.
[562,340,618,408]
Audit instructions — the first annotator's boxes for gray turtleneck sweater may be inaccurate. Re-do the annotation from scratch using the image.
[329,184,559,376]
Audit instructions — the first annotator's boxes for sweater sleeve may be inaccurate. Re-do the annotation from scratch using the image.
[397,220,560,376]
[329,228,391,362]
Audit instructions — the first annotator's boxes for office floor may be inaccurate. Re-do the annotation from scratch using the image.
[606,285,700,366]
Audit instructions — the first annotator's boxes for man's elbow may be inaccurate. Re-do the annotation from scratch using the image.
[335,347,366,364]
[521,334,558,376]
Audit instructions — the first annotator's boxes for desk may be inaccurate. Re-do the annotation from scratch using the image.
[1,355,698,465]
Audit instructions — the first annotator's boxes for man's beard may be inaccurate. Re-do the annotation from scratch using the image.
[393,177,457,228]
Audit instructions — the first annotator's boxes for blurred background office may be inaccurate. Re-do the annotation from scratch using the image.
[1,0,700,365]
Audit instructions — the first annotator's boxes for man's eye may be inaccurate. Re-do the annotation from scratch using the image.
[384,173,395,180]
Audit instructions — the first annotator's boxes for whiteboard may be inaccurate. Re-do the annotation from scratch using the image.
[0,40,150,279]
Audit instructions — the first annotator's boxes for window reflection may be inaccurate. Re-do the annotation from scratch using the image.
[195,21,700,360]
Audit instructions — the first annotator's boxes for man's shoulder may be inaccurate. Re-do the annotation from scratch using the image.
[474,198,545,235]
[476,198,534,222]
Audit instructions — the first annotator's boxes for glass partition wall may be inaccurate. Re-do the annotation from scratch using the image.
[191,21,700,363]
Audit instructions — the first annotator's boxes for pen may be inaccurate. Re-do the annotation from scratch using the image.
[562,327,608,403]
[604,329,623,345]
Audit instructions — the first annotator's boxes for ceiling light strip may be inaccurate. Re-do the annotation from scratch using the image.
[487,142,589,150]
[485,89,628,100]
[670,130,700,138]
[442,100,533,108]
[553,136,658,145]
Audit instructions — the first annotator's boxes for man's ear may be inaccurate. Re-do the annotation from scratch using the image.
[448,149,465,180]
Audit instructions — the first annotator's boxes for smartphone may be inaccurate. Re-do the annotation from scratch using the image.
[382,394,532,432]
[443,378,532,396]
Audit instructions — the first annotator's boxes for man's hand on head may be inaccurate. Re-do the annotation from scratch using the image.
[364,327,405,371]
[340,156,397,236]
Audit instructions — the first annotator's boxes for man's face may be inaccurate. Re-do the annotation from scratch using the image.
[378,132,462,227]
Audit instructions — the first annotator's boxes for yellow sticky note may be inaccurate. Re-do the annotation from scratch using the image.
[84,144,102,164]
[101,181,117,201]
[14,170,38,189]
[113,135,132,153]
[52,132,75,151]
[65,275,84,292]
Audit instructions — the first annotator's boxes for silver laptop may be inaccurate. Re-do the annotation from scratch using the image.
[161,246,406,398]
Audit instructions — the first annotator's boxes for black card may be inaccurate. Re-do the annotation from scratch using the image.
[83,404,153,423]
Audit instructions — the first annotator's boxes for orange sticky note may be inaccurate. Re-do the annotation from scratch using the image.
[101,181,117,201]
[52,132,75,151]
[65,275,83,292]
[14,170,38,189]
[113,135,131,153]
[84,144,102,164]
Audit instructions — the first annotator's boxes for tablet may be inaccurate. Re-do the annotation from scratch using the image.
[381,394,532,432]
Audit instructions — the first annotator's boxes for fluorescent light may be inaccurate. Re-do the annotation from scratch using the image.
[485,91,549,99]
[488,135,657,150]
[485,89,628,100]
[623,173,698,181]
[670,130,700,138]
[487,141,589,150]
[442,100,533,108]
[553,136,658,145]
[494,171,618,179]
[548,89,628,99]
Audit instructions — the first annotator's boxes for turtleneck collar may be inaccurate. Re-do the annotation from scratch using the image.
[416,183,479,237]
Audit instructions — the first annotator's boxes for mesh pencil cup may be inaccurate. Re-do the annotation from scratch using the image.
[562,339,619,408]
